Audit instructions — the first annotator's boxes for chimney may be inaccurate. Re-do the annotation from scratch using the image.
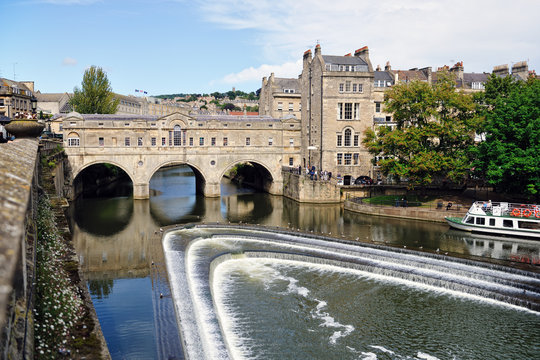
[493,64,509,77]
[354,46,369,58]
[314,44,321,56]
[384,61,391,71]
[376,65,381,71]
[450,61,464,81]
[511,61,529,80]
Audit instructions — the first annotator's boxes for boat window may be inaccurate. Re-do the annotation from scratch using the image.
[503,219,514,228]
[476,217,485,225]
[465,216,474,224]
[489,218,495,226]
[518,221,540,230]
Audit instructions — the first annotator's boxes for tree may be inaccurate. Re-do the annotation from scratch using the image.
[363,72,479,187]
[472,76,540,198]
[70,66,119,114]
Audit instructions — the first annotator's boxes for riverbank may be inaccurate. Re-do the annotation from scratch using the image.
[344,197,468,223]
[37,148,110,358]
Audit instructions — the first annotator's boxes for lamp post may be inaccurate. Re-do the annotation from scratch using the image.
[31,96,37,115]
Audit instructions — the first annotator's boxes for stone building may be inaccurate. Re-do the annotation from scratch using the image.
[0,78,36,119]
[259,73,301,120]
[35,92,71,115]
[299,45,376,185]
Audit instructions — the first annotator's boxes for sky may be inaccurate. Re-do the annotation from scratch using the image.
[2,0,539,97]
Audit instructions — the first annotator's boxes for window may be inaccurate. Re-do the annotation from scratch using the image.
[344,129,351,146]
[289,103,293,112]
[151,137,157,146]
[289,138,294,146]
[125,137,130,147]
[344,153,352,165]
[353,84,357,92]
[189,137,194,146]
[337,153,343,165]
[162,137,166,146]
[337,135,342,147]
[339,83,344,92]
[338,103,357,120]
[99,137,104,146]
[124,123,130,127]
[98,122,104,127]
[518,221,540,229]
[268,137,273,146]
[68,137,80,147]
[168,131,173,146]
[353,135,359,146]
[289,157,294,166]
[465,216,474,224]
[357,84,363,93]
[211,137,216,146]
[353,153,359,165]
[489,218,495,226]
[375,102,381,113]
[199,137,204,146]
[386,116,392,122]
[223,137,228,146]
[476,217,485,225]
[173,125,182,146]
[138,137,143,146]
[277,102,283,111]
[503,219,513,228]
[246,137,251,146]
[345,81,351,92]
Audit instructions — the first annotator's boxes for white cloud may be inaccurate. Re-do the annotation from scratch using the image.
[221,60,302,84]
[200,0,540,74]
[62,57,78,66]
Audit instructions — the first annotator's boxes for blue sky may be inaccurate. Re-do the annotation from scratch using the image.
[2,0,539,96]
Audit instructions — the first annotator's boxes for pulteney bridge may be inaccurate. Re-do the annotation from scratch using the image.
[62,111,301,199]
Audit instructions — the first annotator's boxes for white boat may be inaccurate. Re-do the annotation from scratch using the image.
[445,201,540,239]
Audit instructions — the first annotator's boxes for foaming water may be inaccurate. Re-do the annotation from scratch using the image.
[164,226,540,359]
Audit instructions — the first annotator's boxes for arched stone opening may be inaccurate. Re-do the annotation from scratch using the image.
[149,162,207,197]
[221,161,275,194]
[73,162,134,199]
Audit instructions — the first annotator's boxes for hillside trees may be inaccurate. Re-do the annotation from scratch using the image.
[70,66,119,114]
[362,73,479,187]
[472,75,540,197]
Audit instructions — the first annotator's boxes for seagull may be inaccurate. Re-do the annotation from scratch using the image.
[436,248,440,253]
[160,293,163,298]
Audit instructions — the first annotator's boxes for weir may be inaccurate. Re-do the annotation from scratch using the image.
[163,225,540,360]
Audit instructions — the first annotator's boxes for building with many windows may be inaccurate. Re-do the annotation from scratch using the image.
[0,79,36,119]
[259,73,301,120]
[299,44,376,185]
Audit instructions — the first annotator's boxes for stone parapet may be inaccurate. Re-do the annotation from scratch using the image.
[282,171,340,203]
[0,138,39,356]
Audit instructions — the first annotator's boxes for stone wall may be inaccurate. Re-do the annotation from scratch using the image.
[344,199,468,223]
[282,171,340,203]
[0,139,39,358]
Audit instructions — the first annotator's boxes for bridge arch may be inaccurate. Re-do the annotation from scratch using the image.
[220,158,278,194]
[72,160,136,199]
[148,160,209,196]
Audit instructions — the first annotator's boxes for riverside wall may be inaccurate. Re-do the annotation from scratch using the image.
[344,199,468,223]
[282,171,341,203]
[0,139,39,358]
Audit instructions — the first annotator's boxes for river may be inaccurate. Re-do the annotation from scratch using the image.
[69,165,540,359]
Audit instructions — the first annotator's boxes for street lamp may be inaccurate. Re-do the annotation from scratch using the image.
[307,145,317,169]
[31,96,37,114]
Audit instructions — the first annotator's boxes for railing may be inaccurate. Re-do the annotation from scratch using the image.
[470,201,539,217]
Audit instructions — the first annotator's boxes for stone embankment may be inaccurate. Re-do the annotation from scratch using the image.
[344,198,468,223]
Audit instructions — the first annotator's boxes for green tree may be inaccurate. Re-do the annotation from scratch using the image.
[472,76,540,198]
[70,66,119,114]
[363,72,479,187]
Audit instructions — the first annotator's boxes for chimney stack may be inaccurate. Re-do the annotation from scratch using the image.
[314,44,321,56]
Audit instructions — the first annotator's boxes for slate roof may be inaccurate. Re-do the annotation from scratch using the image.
[322,55,368,66]
[35,93,67,102]
[374,71,394,82]
[274,78,300,92]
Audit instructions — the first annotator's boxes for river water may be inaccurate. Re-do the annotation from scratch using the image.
[70,165,540,359]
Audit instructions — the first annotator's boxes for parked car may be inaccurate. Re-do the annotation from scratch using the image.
[355,176,373,185]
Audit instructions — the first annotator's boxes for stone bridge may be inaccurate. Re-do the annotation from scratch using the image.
[62,112,302,199]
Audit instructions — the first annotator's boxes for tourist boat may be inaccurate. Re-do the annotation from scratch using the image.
[445,201,540,239]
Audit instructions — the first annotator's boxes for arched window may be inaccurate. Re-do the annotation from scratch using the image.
[344,129,351,147]
[67,132,80,147]
[173,125,181,146]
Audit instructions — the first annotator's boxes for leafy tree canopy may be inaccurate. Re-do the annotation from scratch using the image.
[472,75,540,198]
[70,66,119,114]
[363,72,479,187]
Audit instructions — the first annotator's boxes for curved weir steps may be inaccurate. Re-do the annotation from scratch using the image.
[163,225,540,360]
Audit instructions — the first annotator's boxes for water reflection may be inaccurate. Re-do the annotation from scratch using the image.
[69,165,540,359]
